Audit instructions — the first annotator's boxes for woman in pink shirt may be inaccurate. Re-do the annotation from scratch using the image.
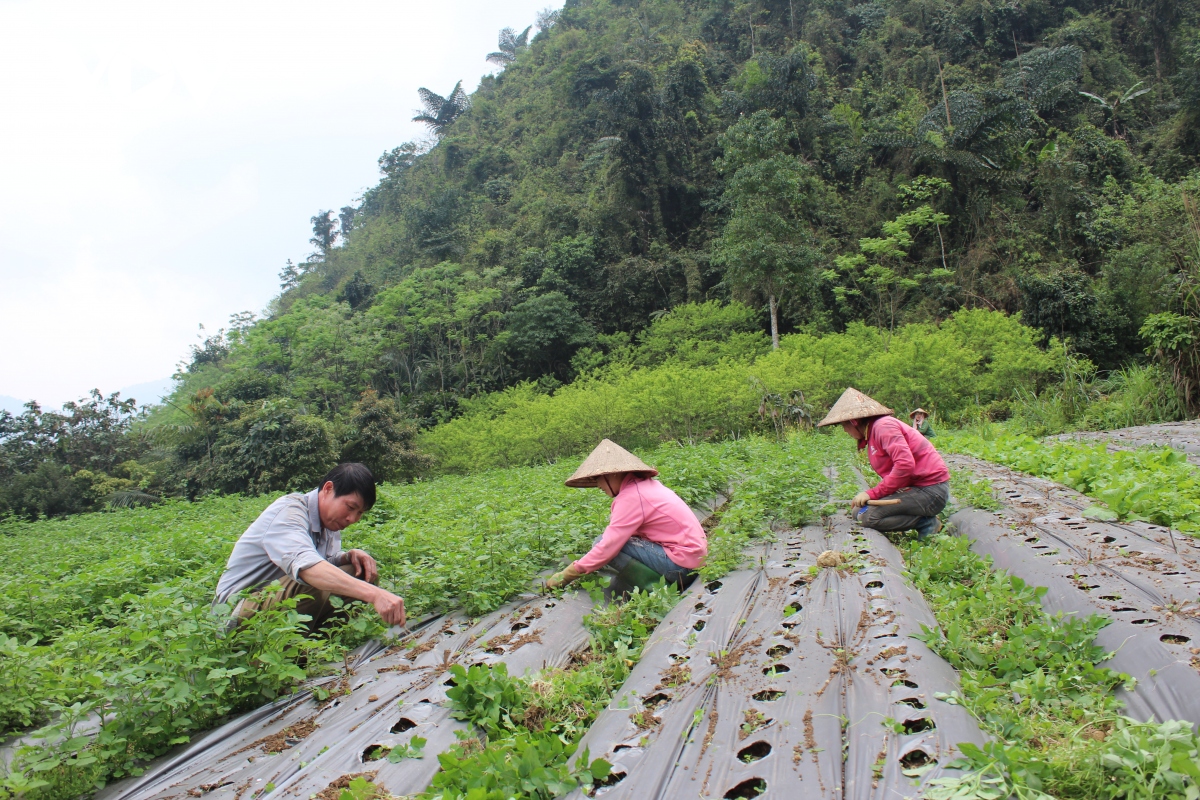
[546,439,708,590]
[816,388,950,539]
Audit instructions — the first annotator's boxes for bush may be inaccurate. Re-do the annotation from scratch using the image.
[421,309,1064,472]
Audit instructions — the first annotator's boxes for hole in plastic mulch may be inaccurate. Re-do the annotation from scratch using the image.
[791,577,809,588]
[706,581,723,592]
[1131,618,1158,626]
[766,645,792,658]
[510,622,529,632]
[901,717,935,734]
[593,770,627,789]
[891,679,919,689]
[752,689,785,702]
[1111,607,1139,613]
[865,580,883,589]
[1101,536,1117,543]
[1162,634,1191,644]
[737,741,772,763]
[694,620,707,632]
[898,697,927,710]
[899,749,935,769]
[642,693,671,710]
[1099,595,1121,601]
[874,633,899,640]
[695,602,707,611]
[613,744,631,751]
[391,718,417,733]
[362,744,389,762]
[724,778,767,798]
[1024,537,1039,543]
[858,549,871,555]
[763,664,791,675]
[443,678,456,687]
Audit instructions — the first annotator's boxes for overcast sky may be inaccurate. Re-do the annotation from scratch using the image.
[0,0,555,409]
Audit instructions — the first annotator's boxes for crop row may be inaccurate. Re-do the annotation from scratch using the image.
[904,533,1200,799]
[941,430,1200,534]
[0,434,842,799]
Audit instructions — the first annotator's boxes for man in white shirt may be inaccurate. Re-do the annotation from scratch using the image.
[215,463,406,631]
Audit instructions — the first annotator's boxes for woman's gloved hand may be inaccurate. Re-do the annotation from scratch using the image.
[546,563,585,590]
[850,491,871,511]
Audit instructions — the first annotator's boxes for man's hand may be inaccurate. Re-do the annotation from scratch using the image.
[547,563,585,590]
[850,491,871,511]
[346,549,378,584]
[370,588,406,627]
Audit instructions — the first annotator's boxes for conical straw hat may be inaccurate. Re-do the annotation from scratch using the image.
[565,439,658,488]
[909,408,929,418]
[815,387,893,427]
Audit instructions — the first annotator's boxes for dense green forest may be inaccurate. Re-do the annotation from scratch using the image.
[4,0,1200,517]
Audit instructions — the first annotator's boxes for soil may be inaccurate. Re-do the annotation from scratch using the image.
[231,717,318,756]
[312,772,379,800]
[656,663,692,689]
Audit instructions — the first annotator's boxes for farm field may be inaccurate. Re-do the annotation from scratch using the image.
[3,429,1200,800]
[0,435,844,799]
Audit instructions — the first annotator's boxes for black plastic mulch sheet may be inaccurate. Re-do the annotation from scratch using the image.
[569,519,985,800]
[946,453,1200,730]
[103,591,595,800]
[1048,420,1200,465]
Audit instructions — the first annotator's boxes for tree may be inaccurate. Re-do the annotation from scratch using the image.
[279,259,302,292]
[413,81,470,135]
[209,399,338,495]
[340,391,432,482]
[826,207,955,332]
[339,205,357,239]
[310,210,337,256]
[713,111,829,349]
[1079,82,1153,140]
[503,292,595,380]
[487,26,532,66]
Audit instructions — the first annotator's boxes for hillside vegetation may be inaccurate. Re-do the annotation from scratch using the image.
[4,0,1200,516]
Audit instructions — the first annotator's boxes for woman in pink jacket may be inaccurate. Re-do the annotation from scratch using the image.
[817,388,950,538]
[546,439,708,590]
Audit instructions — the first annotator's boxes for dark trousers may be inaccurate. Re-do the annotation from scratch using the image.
[858,482,949,533]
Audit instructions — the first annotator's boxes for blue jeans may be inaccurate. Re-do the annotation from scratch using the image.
[595,535,695,585]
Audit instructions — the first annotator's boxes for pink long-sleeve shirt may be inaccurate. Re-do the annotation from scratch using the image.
[572,475,708,574]
[859,415,950,500]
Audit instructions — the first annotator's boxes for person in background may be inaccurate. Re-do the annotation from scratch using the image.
[214,463,406,631]
[817,388,950,539]
[910,407,935,438]
[546,439,708,591]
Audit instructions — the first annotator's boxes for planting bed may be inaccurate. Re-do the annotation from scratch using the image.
[945,452,1200,729]
[568,517,985,800]
[1049,420,1200,464]
[103,591,595,800]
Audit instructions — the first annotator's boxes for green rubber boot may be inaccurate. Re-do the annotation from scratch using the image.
[618,558,666,595]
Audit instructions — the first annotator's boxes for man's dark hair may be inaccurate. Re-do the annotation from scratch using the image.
[319,463,377,509]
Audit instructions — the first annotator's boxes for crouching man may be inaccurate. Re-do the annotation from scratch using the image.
[214,463,406,631]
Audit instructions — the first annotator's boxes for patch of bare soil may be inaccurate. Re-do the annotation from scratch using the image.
[485,629,543,654]
[313,772,379,800]
[712,635,763,681]
[656,663,692,689]
[232,717,319,756]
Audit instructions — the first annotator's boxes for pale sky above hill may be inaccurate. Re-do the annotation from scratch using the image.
[0,0,556,408]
